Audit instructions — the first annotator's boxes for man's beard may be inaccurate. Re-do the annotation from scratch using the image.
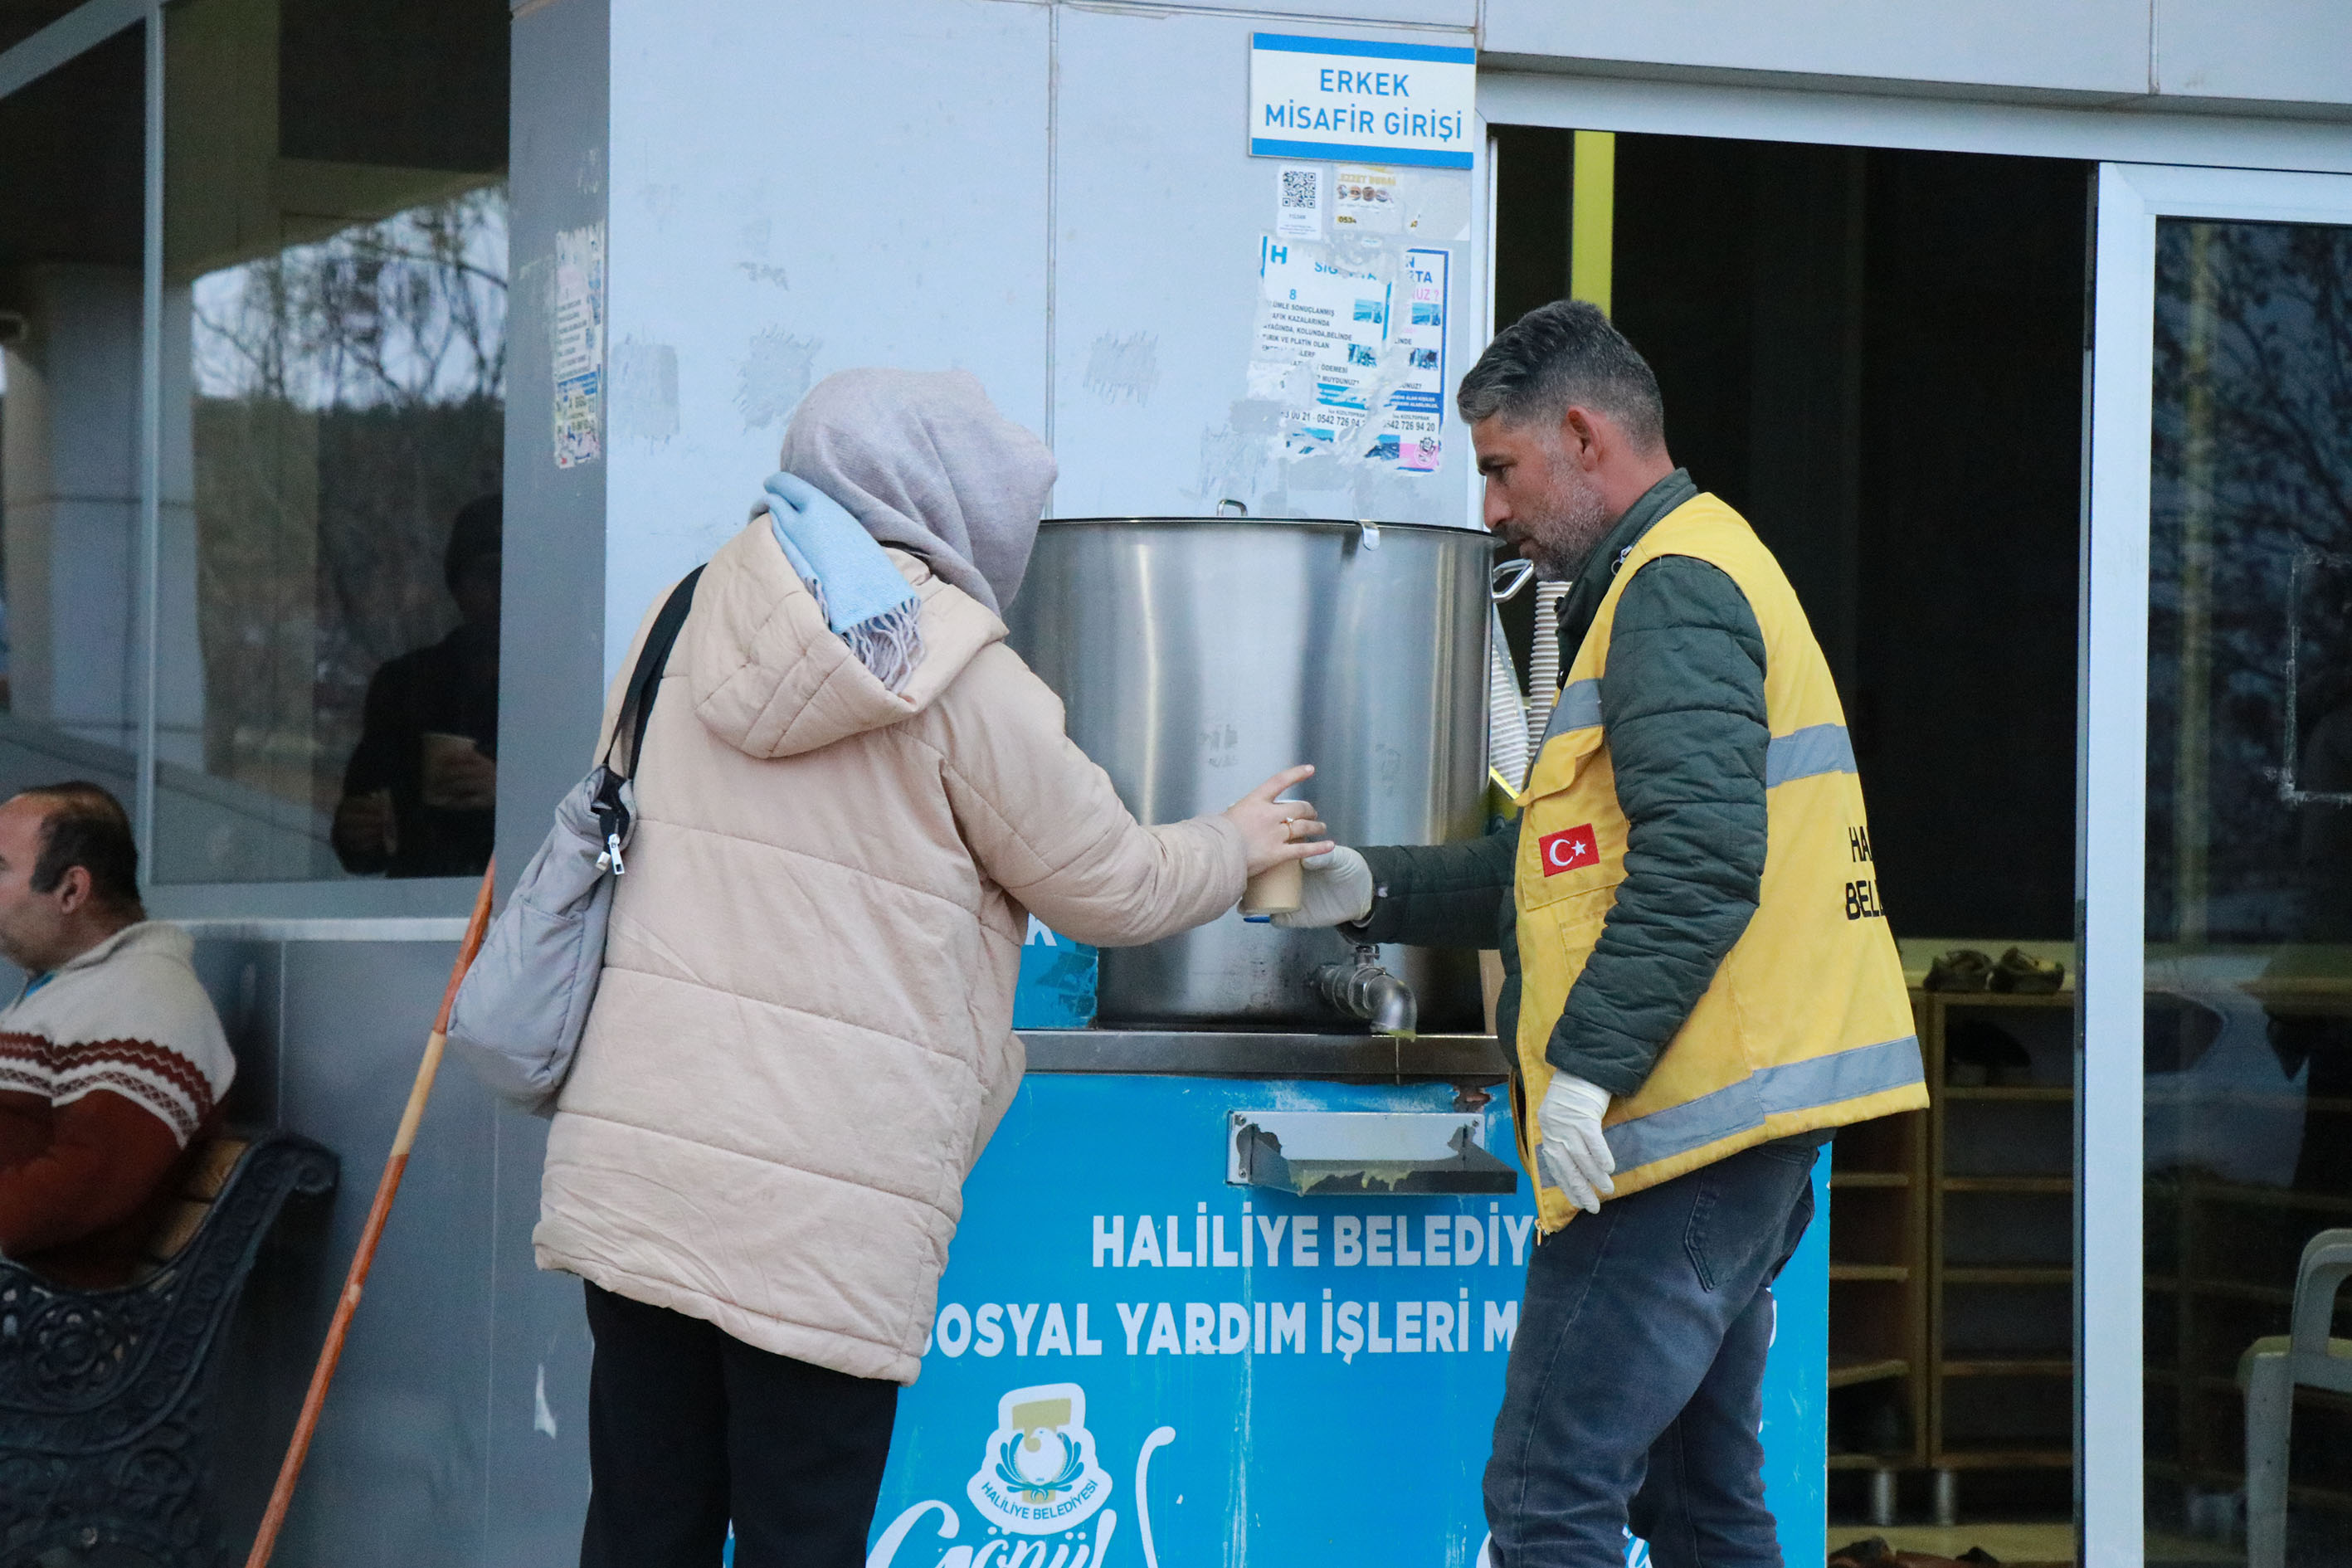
[1523,473,1615,582]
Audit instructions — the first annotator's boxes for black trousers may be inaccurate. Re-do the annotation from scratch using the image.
[580,1281,899,1568]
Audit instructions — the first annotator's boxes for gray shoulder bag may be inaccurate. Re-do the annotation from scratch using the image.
[447,567,704,1114]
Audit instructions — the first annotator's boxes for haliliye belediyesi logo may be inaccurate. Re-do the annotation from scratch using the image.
[967,1384,1114,1533]
[864,1378,1536,1567]
[869,1381,1175,1567]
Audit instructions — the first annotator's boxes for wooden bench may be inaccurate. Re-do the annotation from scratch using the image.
[0,1128,338,1567]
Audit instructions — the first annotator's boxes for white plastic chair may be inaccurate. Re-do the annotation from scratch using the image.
[2241,1228,2352,1568]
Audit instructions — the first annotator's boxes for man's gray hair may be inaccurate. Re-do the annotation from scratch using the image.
[1455,299,1667,453]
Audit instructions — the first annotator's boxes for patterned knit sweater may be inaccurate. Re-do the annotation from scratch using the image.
[0,922,236,1283]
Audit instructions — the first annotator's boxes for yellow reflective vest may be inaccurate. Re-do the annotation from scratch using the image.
[1514,493,1928,1234]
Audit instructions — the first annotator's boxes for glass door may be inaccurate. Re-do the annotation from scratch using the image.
[2085,163,2352,1568]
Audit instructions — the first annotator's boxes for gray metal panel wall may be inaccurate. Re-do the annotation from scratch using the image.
[489,0,611,1547]
[269,940,499,1566]
[486,1103,590,1565]
[498,0,613,899]
[164,925,587,1566]
[177,938,506,1566]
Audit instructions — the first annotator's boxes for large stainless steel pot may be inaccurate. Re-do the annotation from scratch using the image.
[1006,517,1493,1030]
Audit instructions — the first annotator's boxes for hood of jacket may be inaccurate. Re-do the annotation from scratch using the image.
[775,368,1057,616]
[679,514,1008,761]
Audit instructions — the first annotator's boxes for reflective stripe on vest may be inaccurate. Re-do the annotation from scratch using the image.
[1545,677,1602,741]
[1765,723,1857,787]
[1551,703,1857,786]
[1602,1034,1925,1170]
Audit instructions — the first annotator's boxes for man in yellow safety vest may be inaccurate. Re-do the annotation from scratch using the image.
[1279,299,1929,1566]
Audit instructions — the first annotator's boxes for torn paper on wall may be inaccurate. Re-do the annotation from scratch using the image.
[553,223,606,469]
[1253,237,1393,459]
[1363,248,1449,473]
[1249,235,1447,475]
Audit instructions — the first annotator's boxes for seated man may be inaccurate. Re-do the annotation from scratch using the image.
[0,782,236,1286]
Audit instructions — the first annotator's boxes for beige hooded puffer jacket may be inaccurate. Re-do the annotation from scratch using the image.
[533,517,1244,1386]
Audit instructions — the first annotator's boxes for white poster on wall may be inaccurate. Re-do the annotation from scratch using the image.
[1253,236,1392,455]
[1249,236,1449,475]
[553,223,606,469]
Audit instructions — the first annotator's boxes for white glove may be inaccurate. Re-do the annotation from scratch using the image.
[1272,846,1376,928]
[1536,1072,1617,1215]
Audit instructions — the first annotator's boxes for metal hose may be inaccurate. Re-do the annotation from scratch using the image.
[1522,579,1570,756]
[1487,605,1531,793]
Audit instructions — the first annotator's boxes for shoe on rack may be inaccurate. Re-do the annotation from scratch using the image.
[1990,946,2065,995]
[1923,948,1993,992]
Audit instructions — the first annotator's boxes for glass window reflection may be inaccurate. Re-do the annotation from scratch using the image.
[160,0,508,884]
[2145,216,2352,1563]
[0,27,150,816]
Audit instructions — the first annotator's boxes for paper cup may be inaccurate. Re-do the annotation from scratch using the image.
[1239,858,1304,918]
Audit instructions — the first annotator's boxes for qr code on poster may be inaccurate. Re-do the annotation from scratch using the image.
[1282,169,1318,209]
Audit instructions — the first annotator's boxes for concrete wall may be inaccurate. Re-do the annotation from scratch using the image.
[2151,0,2352,106]
[1482,0,2352,112]
[594,0,1483,681]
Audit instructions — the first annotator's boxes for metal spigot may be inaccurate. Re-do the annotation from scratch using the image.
[1315,943,1418,1037]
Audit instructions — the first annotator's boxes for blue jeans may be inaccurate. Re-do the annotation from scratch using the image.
[1483,1135,1824,1568]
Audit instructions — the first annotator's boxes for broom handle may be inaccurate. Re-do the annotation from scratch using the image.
[244,859,499,1568]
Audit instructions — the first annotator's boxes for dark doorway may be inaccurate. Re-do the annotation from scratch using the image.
[1491,127,2091,1546]
[1494,127,2086,947]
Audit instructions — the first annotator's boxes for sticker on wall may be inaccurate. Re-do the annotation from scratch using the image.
[553,222,606,468]
[1275,163,1326,240]
[1333,163,1405,234]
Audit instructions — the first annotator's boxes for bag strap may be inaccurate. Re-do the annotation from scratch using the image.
[606,565,706,780]
[592,566,704,874]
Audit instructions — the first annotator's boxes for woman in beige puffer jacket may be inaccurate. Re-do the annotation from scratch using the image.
[536,369,1327,1567]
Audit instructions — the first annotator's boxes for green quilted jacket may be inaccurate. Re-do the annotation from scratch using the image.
[1349,470,1771,1098]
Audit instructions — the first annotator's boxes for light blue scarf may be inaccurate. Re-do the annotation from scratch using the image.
[762,471,924,693]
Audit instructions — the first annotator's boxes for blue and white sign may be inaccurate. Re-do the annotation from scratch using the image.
[864,1075,1829,1568]
[1249,33,1476,171]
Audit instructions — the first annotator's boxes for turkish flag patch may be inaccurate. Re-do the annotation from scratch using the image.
[1539,824,1600,876]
